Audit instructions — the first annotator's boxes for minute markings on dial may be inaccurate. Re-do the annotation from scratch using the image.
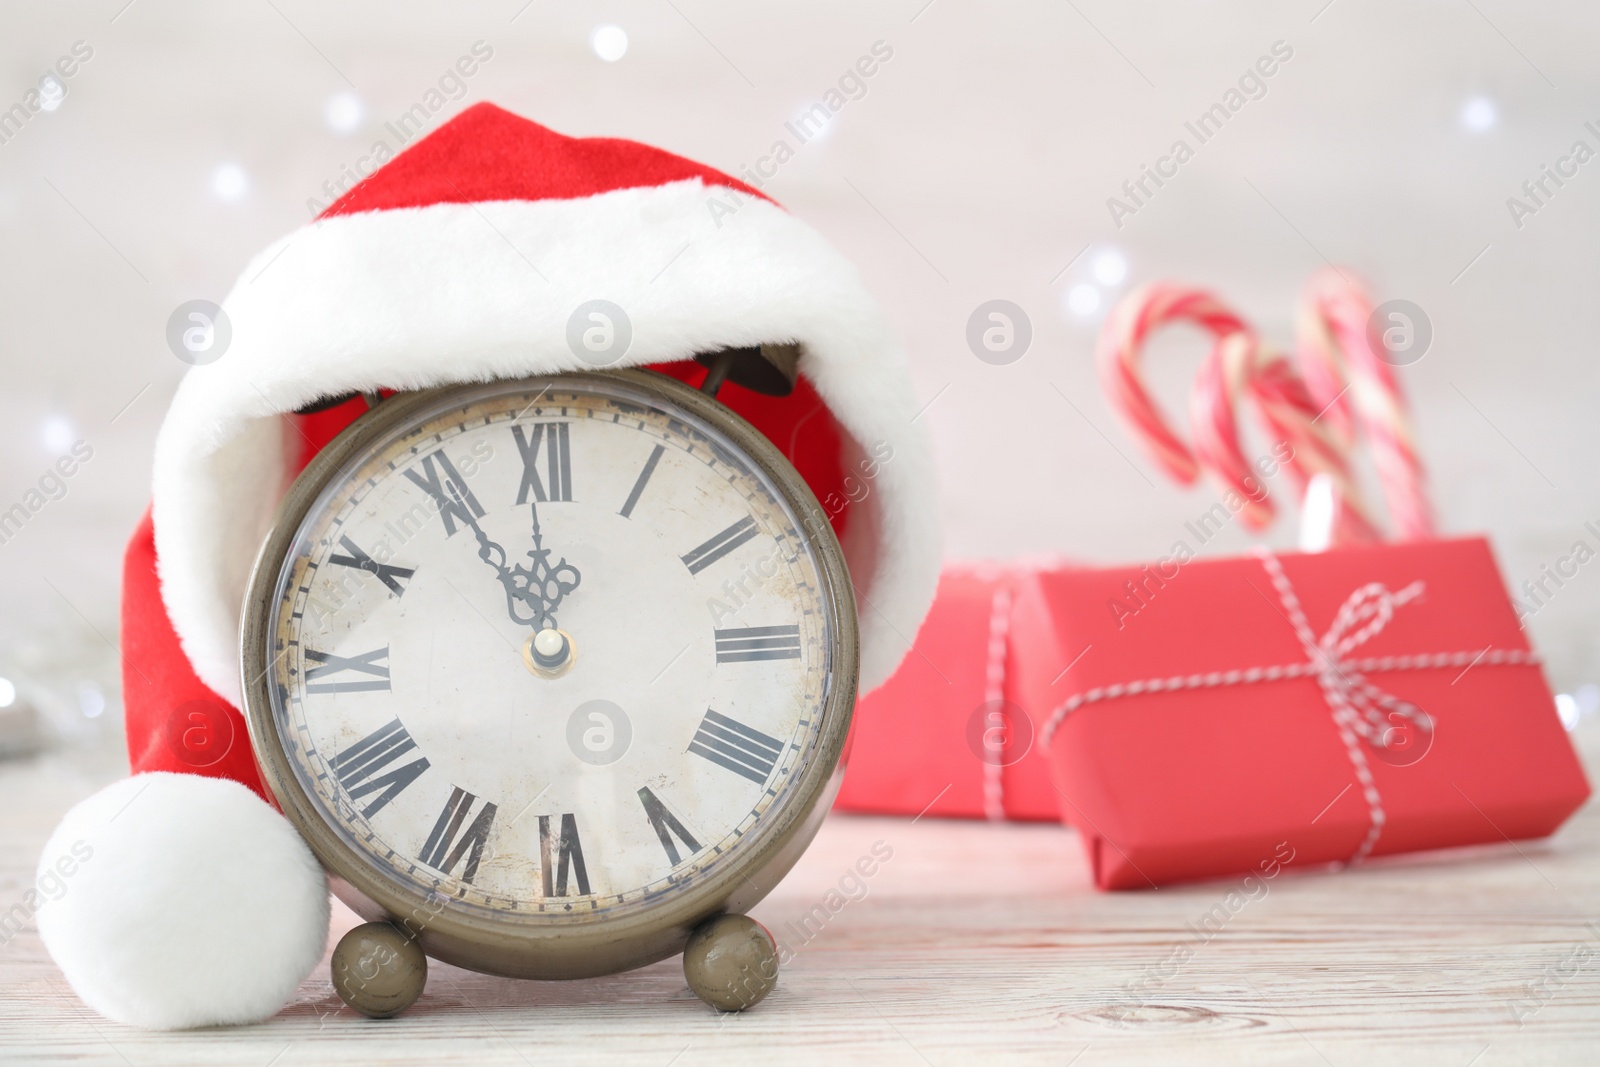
[326,535,415,596]
[304,646,391,694]
[681,516,760,575]
[688,709,784,784]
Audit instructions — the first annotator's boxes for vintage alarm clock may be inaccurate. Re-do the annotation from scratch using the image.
[37,104,935,1031]
[242,349,854,1013]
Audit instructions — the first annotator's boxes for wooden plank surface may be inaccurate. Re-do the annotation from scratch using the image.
[1,729,1597,1066]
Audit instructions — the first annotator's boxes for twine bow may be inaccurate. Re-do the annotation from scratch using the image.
[1283,564,1432,754]
[1041,550,1538,863]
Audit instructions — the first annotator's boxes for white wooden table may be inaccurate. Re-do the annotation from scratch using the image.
[2,727,1597,1066]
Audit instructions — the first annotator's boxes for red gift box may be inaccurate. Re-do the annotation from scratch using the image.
[1009,535,1590,890]
[835,563,1061,821]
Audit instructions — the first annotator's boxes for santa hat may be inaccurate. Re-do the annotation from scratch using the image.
[40,103,939,1029]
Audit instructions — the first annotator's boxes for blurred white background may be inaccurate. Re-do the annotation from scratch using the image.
[1,0,1597,752]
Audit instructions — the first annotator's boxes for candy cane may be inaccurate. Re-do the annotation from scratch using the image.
[1096,284,1249,486]
[1184,328,1276,529]
[1294,268,1435,540]
[1100,283,1380,541]
[1203,335,1388,543]
[1192,328,1382,544]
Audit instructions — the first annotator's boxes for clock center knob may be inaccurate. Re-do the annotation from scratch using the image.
[534,628,565,658]
[524,627,576,679]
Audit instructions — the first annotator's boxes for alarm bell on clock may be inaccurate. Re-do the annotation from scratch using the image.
[35,104,937,1030]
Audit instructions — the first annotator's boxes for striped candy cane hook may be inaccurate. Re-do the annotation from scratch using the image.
[1294,268,1435,541]
[1100,283,1382,543]
[1096,284,1250,487]
[1187,328,1277,529]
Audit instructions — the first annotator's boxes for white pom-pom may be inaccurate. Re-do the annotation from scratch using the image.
[36,772,330,1029]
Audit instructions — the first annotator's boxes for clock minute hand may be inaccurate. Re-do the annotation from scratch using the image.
[444,483,545,629]
[513,499,581,631]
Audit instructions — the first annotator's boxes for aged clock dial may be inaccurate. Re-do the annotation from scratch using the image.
[244,371,854,979]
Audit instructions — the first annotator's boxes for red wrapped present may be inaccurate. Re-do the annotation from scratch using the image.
[1009,536,1590,889]
[836,562,1062,821]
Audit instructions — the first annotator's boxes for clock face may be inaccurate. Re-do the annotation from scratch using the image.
[260,374,844,923]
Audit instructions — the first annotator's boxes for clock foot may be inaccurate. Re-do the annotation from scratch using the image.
[683,913,779,1012]
[331,922,428,1019]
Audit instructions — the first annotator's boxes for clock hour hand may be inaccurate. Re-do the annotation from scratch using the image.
[444,486,578,633]
[445,484,542,630]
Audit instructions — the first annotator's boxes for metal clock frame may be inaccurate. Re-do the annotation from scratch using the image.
[240,368,859,980]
